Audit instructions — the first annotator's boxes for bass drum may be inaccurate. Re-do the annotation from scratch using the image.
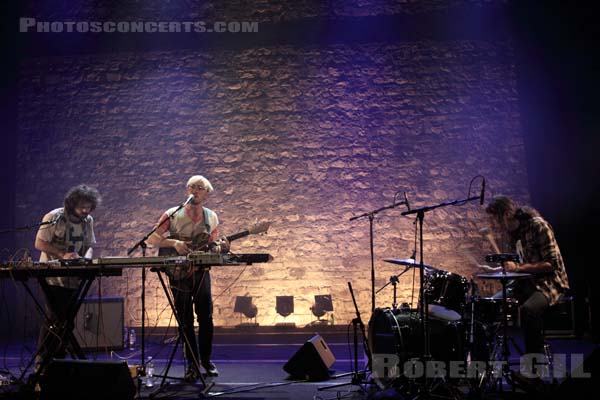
[368,308,465,386]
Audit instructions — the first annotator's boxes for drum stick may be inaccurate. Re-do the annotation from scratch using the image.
[479,227,501,254]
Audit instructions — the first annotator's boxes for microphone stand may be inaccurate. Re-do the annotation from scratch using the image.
[317,282,373,393]
[350,199,408,313]
[0,218,60,234]
[126,198,190,388]
[401,194,481,397]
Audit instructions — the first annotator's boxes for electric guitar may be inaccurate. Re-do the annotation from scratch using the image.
[158,221,270,280]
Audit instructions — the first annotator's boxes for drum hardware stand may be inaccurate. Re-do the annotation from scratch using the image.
[127,195,194,395]
[318,282,373,393]
[349,194,409,313]
[494,272,521,391]
[401,185,484,399]
[477,257,532,393]
[376,267,410,310]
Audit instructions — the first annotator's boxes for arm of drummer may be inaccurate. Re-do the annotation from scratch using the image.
[146,214,190,255]
[461,249,502,272]
[504,219,558,275]
[478,264,502,272]
[503,260,553,274]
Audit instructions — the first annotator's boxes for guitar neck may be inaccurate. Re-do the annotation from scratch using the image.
[159,229,253,255]
[197,230,250,251]
[226,230,250,242]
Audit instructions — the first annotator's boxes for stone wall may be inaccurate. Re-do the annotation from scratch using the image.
[13,1,529,328]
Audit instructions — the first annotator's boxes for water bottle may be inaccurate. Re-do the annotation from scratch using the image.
[145,357,155,388]
[330,313,335,326]
[129,328,136,350]
[123,326,129,348]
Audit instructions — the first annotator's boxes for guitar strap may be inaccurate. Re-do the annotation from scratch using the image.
[202,207,212,235]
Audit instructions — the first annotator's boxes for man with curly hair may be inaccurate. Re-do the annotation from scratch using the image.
[34,184,101,371]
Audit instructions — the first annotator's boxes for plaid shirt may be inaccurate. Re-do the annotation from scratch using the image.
[514,215,570,306]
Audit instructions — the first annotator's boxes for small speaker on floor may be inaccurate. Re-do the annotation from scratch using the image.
[40,359,135,400]
[283,334,336,380]
[74,296,124,350]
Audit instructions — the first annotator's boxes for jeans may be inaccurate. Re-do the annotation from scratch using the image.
[169,270,214,369]
[36,285,78,370]
[512,280,550,354]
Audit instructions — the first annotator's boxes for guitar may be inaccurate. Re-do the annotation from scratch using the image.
[158,221,270,280]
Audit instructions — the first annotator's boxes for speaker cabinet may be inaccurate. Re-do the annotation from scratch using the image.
[40,359,135,400]
[283,334,336,380]
[74,296,124,350]
[543,296,576,338]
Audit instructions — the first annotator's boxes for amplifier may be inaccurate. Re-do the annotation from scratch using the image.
[543,296,576,338]
[74,296,124,350]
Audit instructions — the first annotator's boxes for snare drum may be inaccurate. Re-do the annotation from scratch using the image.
[473,297,519,325]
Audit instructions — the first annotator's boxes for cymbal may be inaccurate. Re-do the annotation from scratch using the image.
[477,272,531,279]
[382,258,438,271]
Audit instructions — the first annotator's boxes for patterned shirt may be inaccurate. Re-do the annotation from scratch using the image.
[158,206,219,248]
[514,215,570,306]
[36,208,95,288]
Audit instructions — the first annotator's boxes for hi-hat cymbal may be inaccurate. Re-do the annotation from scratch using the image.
[477,272,531,280]
[382,258,439,271]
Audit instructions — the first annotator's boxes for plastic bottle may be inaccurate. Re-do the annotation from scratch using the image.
[145,357,155,388]
[129,328,136,350]
[123,326,129,348]
[330,313,335,326]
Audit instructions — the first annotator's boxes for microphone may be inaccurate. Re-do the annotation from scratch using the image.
[480,178,486,205]
[182,194,194,207]
[403,191,411,211]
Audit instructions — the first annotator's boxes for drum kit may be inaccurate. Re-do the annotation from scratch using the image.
[368,256,531,392]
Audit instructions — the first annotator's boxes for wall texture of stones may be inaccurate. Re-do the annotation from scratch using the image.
[14,1,529,328]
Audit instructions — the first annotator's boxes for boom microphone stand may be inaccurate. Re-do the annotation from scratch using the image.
[400,189,483,397]
[349,193,409,313]
[0,216,61,235]
[127,195,194,389]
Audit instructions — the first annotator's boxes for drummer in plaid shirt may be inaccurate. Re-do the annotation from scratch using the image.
[485,196,570,354]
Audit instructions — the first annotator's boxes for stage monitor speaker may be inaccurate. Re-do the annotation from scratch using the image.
[283,334,335,380]
[74,296,124,350]
[40,359,135,400]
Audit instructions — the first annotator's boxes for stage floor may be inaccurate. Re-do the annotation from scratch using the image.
[0,326,597,399]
